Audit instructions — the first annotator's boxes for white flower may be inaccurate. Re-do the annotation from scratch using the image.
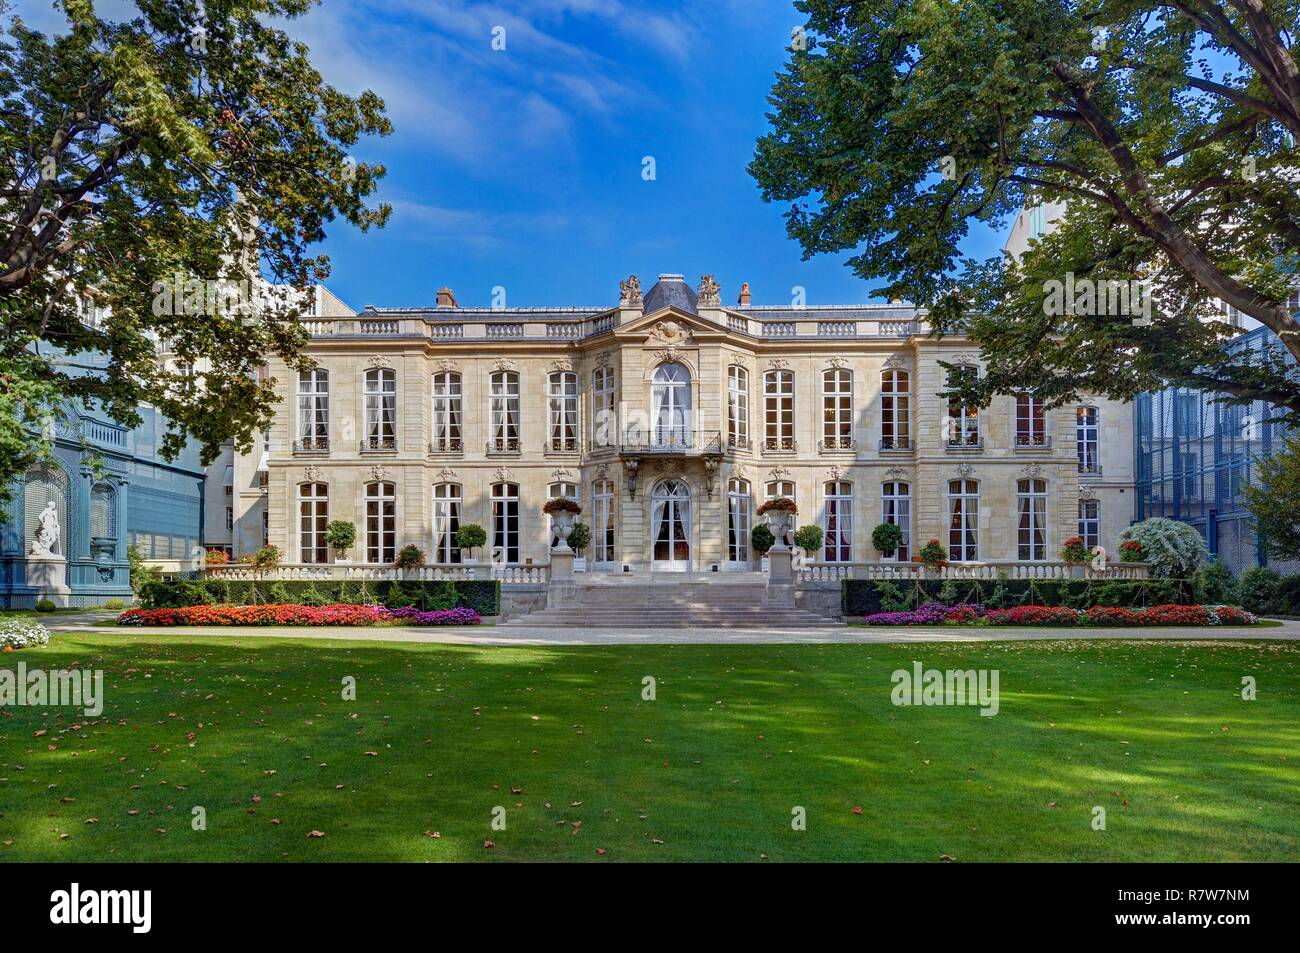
[0,618,51,648]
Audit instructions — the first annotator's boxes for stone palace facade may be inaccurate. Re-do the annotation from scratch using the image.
[219,274,1134,574]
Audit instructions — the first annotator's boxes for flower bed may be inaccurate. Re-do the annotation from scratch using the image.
[0,618,51,648]
[862,602,1258,627]
[116,603,481,627]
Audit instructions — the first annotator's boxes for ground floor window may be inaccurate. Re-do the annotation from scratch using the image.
[824,481,853,562]
[727,478,751,567]
[1078,499,1100,551]
[881,481,911,561]
[365,481,396,563]
[592,480,615,566]
[433,483,461,563]
[492,482,520,564]
[948,479,979,561]
[651,479,691,568]
[1017,479,1047,561]
[299,482,329,563]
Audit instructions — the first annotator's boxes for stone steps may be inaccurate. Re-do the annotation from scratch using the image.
[502,603,842,629]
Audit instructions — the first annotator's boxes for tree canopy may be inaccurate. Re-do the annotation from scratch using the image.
[0,0,390,500]
[751,0,1300,419]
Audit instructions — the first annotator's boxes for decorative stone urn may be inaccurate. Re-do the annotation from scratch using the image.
[552,511,577,552]
[767,511,794,552]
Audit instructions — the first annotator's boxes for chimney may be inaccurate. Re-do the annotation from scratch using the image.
[436,286,458,308]
[737,282,752,306]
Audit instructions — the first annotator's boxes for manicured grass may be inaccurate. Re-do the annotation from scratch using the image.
[1,633,1297,862]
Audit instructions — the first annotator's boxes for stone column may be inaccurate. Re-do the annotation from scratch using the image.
[766,548,795,607]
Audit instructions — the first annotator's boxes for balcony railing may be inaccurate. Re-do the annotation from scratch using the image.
[1014,434,1053,449]
[620,429,722,454]
[819,436,855,452]
[762,436,798,453]
[794,560,1152,583]
[293,436,330,454]
[486,437,522,454]
[360,436,397,452]
[428,437,464,454]
[546,436,580,453]
[946,433,983,449]
[879,436,913,452]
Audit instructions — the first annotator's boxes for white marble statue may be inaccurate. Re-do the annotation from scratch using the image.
[29,501,60,557]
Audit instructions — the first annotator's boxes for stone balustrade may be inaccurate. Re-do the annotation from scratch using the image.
[794,560,1152,584]
[202,562,550,585]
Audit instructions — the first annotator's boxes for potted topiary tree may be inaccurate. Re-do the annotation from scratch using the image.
[917,539,947,576]
[456,524,487,563]
[543,497,582,551]
[1060,535,1091,578]
[871,522,904,559]
[751,523,775,572]
[394,544,426,579]
[567,521,591,572]
[326,520,356,564]
[756,497,797,551]
[792,524,823,562]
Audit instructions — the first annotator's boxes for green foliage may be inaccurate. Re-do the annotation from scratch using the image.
[1244,434,1300,562]
[792,524,823,554]
[127,543,161,594]
[918,540,947,568]
[1238,567,1282,615]
[751,523,775,555]
[253,545,281,572]
[842,578,1194,616]
[936,579,960,605]
[456,524,487,555]
[102,598,126,610]
[325,521,357,554]
[34,599,55,612]
[0,4,392,503]
[566,521,591,555]
[140,579,501,616]
[394,545,425,569]
[1193,560,1240,606]
[873,580,912,612]
[1120,519,1208,578]
[749,0,1300,420]
[871,522,904,556]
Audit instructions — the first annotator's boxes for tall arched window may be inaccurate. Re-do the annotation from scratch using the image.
[297,369,329,450]
[432,483,462,563]
[946,366,980,447]
[823,481,853,562]
[1015,394,1047,447]
[727,365,749,449]
[592,366,615,448]
[1076,405,1100,473]
[23,462,68,556]
[592,479,616,567]
[363,368,397,450]
[89,481,117,541]
[431,371,462,451]
[727,478,752,568]
[881,481,911,561]
[548,371,579,452]
[489,371,520,452]
[764,370,795,450]
[491,482,520,563]
[651,363,691,446]
[364,481,396,563]
[948,479,979,561]
[1017,478,1048,561]
[299,482,329,563]
[822,369,853,450]
[881,369,911,450]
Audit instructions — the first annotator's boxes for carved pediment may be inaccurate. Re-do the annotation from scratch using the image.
[648,320,694,346]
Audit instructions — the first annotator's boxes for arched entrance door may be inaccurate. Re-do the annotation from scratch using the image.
[651,479,691,571]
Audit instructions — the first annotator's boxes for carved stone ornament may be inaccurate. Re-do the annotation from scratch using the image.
[653,347,684,365]
[1078,484,1098,501]
[885,466,909,480]
[619,275,643,307]
[434,358,458,374]
[549,360,573,375]
[696,274,721,307]
[491,358,517,373]
[369,465,389,482]
[1021,463,1044,480]
[883,353,911,370]
[303,465,323,482]
[826,356,848,369]
[649,320,693,346]
[955,463,975,480]
[767,358,790,371]
[437,468,458,483]
[768,466,790,482]
[494,466,512,483]
[624,459,641,499]
[703,458,719,499]
[827,465,846,482]
[949,351,979,368]
[655,459,684,478]
[594,464,609,481]
[551,468,575,482]
[365,355,392,369]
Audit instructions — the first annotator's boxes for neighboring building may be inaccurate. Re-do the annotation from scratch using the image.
[230,273,1133,573]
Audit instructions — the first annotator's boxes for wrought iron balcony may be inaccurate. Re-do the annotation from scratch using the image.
[762,436,798,453]
[818,436,855,452]
[1014,434,1053,449]
[293,436,330,454]
[360,436,397,453]
[486,437,522,454]
[879,436,913,452]
[428,437,463,454]
[620,429,722,456]
[545,436,580,454]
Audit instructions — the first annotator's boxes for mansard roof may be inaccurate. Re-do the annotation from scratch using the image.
[641,274,697,315]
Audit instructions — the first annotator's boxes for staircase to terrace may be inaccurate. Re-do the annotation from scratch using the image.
[499,574,842,629]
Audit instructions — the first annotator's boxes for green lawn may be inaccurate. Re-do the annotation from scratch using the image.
[1,632,1296,862]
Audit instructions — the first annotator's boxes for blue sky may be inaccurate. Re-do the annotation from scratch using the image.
[18,0,1005,310]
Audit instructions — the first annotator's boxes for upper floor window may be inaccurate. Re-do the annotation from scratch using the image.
[489,370,520,452]
[363,368,396,450]
[727,365,749,449]
[946,366,980,447]
[823,480,853,562]
[297,369,329,450]
[947,479,979,561]
[822,369,853,450]
[1015,394,1047,447]
[364,481,396,563]
[592,366,615,448]
[1076,405,1100,474]
[432,482,462,563]
[764,370,795,451]
[1017,478,1048,561]
[548,372,579,452]
[881,369,910,450]
[651,363,691,446]
[299,482,328,564]
[431,372,462,452]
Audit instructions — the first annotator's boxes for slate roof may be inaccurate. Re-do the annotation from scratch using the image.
[642,274,697,314]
